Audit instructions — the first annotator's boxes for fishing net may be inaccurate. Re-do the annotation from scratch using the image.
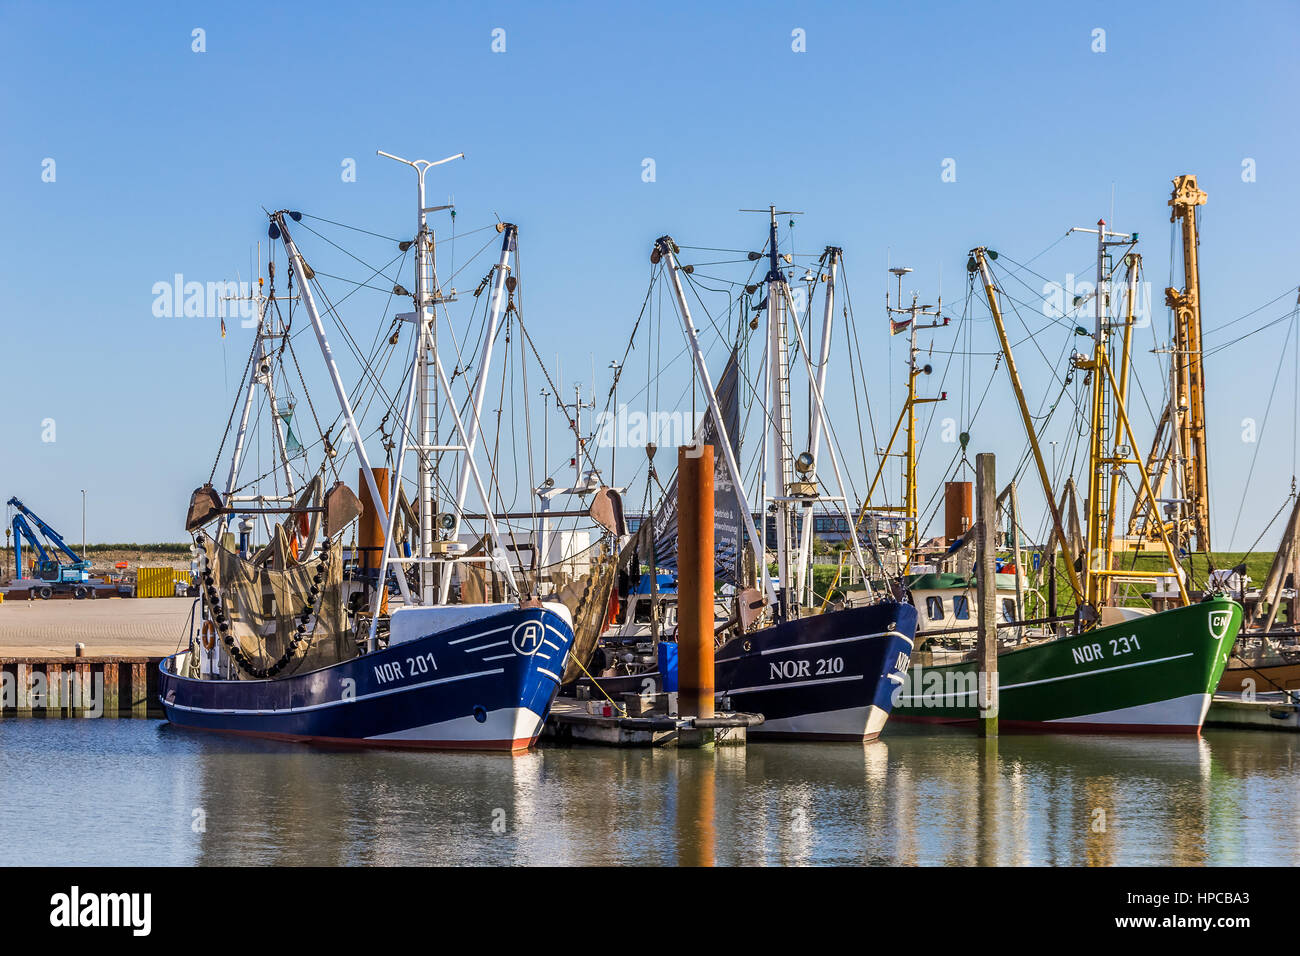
[197,531,355,679]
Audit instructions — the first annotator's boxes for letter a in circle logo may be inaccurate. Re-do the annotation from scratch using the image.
[512,621,543,656]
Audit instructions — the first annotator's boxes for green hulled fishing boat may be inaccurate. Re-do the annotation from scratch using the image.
[890,227,1244,735]
[894,597,1241,732]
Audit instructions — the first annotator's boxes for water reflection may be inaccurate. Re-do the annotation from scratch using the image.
[1,721,1297,866]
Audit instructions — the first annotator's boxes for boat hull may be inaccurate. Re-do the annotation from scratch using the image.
[893,598,1242,734]
[716,602,916,741]
[1218,655,1300,694]
[159,605,574,752]
[577,601,917,742]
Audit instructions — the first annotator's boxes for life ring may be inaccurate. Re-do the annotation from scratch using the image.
[201,620,217,651]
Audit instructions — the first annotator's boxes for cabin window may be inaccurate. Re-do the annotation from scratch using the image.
[632,600,652,624]
[1001,598,1017,623]
[952,595,970,620]
[925,596,944,620]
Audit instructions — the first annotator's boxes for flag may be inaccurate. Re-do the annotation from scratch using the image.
[890,318,912,336]
[220,317,226,338]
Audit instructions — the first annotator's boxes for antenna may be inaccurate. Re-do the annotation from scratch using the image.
[740,205,804,282]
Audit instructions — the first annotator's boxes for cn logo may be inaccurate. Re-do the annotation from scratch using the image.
[511,621,544,656]
[1208,612,1231,641]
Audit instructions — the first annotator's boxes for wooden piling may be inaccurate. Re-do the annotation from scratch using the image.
[74,662,90,717]
[15,663,33,716]
[975,452,999,736]
[130,661,148,718]
[102,662,120,717]
[46,663,62,715]
[678,444,715,721]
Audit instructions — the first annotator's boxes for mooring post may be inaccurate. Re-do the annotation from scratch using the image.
[678,444,715,722]
[102,662,120,718]
[15,662,33,716]
[975,452,999,736]
[46,663,62,716]
[130,662,148,718]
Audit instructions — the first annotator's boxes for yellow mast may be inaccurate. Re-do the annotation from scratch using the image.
[1129,174,1211,553]
[1170,174,1212,554]
[1069,222,1190,609]
[971,247,1084,604]
[855,268,946,552]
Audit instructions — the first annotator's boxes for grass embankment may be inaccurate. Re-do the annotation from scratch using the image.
[1017,550,1270,618]
[806,551,1275,613]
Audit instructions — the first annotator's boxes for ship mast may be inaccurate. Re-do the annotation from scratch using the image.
[371,150,520,628]
[654,235,778,609]
[1065,221,1189,608]
[747,205,799,614]
[1128,174,1211,553]
[220,272,300,550]
[858,268,948,555]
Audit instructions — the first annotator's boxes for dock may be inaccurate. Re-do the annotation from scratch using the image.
[0,655,164,718]
[0,596,188,718]
[543,697,762,747]
[1205,691,1300,732]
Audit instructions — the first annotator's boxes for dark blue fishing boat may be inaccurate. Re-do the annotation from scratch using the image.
[160,603,574,750]
[570,219,918,741]
[163,154,592,751]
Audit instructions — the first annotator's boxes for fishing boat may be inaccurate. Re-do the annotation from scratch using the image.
[895,226,1242,733]
[159,151,580,751]
[574,210,917,741]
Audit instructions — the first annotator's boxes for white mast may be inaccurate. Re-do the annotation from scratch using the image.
[657,236,778,609]
[794,247,838,604]
[271,212,409,611]
[222,280,298,546]
[439,223,517,603]
[364,151,519,644]
[742,206,800,617]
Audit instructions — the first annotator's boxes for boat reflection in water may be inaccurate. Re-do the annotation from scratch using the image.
[3,720,1295,866]
[177,725,1259,867]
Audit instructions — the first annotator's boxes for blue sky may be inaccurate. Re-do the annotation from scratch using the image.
[1,0,1298,550]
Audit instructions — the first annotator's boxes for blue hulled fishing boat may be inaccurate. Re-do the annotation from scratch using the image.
[160,151,592,751]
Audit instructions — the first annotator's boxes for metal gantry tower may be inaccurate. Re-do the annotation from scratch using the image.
[1129,174,1212,553]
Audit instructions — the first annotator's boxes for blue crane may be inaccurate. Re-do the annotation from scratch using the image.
[6,497,93,598]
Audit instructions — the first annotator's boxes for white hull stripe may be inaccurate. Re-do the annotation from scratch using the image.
[717,629,911,665]
[728,673,863,696]
[449,625,512,645]
[164,667,506,716]
[760,629,911,655]
[1003,652,1194,692]
[898,651,1198,703]
[464,640,509,653]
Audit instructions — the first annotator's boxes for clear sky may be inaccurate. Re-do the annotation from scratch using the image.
[2,0,1298,550]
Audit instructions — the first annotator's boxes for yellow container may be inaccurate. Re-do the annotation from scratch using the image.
[136,566,175,599]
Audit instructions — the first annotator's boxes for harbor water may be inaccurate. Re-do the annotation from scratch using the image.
[2,721,1297,866]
